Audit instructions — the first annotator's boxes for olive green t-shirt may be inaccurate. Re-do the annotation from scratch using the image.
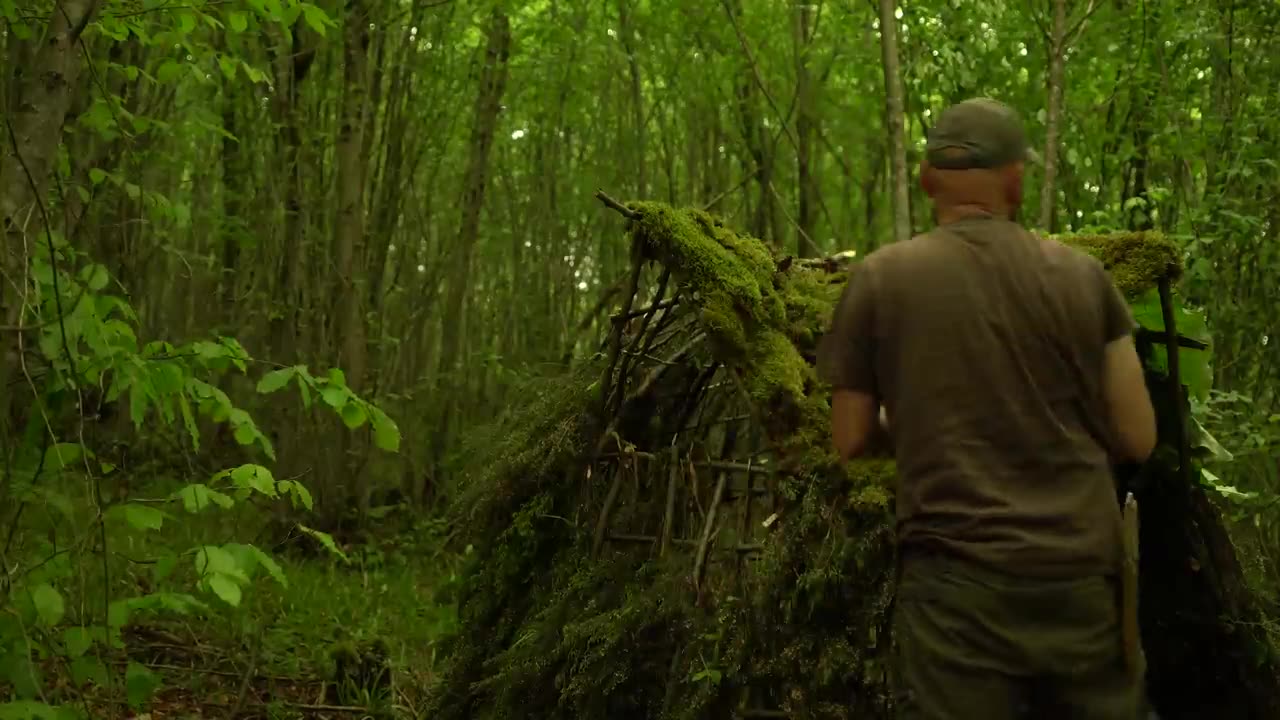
[817,215,1136,579]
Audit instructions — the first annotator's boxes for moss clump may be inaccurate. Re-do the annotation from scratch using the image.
[1056,230,1181,298]
[630,203,786,357]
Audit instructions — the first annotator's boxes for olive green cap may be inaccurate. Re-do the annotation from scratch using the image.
[925,98,1041,170]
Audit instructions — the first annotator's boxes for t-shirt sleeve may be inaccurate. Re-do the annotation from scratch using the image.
[1094,259,1137,343]
[817,263,878,394]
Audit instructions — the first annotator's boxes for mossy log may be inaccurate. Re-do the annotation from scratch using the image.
[426,199,1280,720]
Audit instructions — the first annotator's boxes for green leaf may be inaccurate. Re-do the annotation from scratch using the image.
[124,183,141,200]
[81,264,109,291]
[174,483,234,513]
[229,10,249,32]
[193,545,246,580]
[125,661,160,708]
[121,504,165,531]
[156,60,183,84]
[218,55,238,80]
[320,385,347,408]
[177,11,197,34]
[205,573,242,607]
[0,701,77,720]
[107,600,130,628]
[277,480,313,510]
[230,464,276,496]
[88,168,107,185]
[42,443,86,473]
[300,3,331,36]
[368,406,401,453]
[256,366,295,393]
[248,546,288,587]
[179,394,200,450]
[298,524,349,563]
[233,422,257,446]
[340,401,368,429]
[69,656,109,687]
[61,627,95,659]
[31,584,65,627]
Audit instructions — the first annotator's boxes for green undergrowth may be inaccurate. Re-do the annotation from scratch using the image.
[426,203,1187,719]
[3,484,459,716]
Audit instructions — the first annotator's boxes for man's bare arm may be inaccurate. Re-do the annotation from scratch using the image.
[1103,334,1157,462]
[831,389,880,461]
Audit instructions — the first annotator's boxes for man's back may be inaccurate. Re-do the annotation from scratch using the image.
[854,215,1132,578]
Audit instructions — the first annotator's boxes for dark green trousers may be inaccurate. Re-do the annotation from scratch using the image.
[892,551,1143,720]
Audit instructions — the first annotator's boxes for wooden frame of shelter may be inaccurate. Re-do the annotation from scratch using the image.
[426,196,1280,720]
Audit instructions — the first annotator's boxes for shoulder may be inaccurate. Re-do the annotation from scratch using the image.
[1037,234,1110,278]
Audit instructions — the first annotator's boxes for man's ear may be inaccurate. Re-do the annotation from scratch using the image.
[920,162,935,197]
[1002,162,1025,206]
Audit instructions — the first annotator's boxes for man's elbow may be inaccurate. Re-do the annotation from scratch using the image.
[1113,402,1157,463]
[834,436,865,463]
[1117,422,1157,463]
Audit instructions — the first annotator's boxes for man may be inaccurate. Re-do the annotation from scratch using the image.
[816,98,1157,719]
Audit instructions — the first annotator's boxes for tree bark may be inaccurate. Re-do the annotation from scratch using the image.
[0,0,101,433]
[793,1,818,257]
[877,0,911,243]
[1037,0,1067,231]
[432,9,512,477]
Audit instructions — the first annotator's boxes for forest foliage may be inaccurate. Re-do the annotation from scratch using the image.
[2,0,1280,716]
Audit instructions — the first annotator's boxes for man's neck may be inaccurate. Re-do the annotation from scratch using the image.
[935,203,1009,226]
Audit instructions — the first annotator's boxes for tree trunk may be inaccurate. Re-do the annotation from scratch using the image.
[327,0,372,520]
[877,0,911,243]
[0,0,101,433]
[432,9,512,478]
[1037,0,1067,231]
[793,1,818,257]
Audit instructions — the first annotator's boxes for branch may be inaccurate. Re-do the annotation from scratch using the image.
[594,189,640,220]
[1066,0,1101,44]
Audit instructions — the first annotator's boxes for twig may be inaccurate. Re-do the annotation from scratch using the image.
[613,299,679,323]
[702,168,757,210]
[767,180,823,256]
[1065,0,1101,44]
[595,189,640,220]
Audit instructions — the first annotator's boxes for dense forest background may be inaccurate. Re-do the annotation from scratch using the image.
[2,0,1279,716]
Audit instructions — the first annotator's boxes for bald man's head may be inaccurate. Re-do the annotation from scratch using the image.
[920,98,1037,221]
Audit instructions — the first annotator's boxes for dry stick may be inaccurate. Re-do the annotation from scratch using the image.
[613,298,679,323]
[617,268,673,392]
[591,332,705,458]
[602,240,646,414]
[1157,278,1193,486]
[660,446,679,557]
[592,449,630,558]
[693,467,729,592]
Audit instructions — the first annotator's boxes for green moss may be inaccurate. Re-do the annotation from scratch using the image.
[1056,230,1181,298]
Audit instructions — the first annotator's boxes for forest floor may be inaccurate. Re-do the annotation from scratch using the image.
[7,476,461,720]
[104,549,457,719]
